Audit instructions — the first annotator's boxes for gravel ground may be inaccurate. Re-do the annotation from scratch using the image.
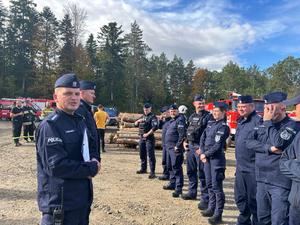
[0,121,238,225]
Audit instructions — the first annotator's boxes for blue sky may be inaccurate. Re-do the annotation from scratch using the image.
[3,0,300,70]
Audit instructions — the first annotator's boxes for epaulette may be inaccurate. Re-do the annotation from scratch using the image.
[47,113,59,122]
[222,122,227,126]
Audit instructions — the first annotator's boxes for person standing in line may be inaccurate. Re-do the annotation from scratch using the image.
[134,103,159,179]
[36,73,100,225]
[200,102,230,225]
[76,80,101,160]
[94,104,109,153]
[280,92,300,225]
[234,95,262,225]
[22,100,36,142]
[10,100,23,146]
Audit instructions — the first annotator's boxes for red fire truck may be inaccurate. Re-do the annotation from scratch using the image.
[0,98,56,121]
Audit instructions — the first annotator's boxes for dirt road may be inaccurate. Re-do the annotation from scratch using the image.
[0,121,238,225]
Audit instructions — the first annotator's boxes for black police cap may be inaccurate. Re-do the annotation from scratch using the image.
[144,103,152,108]
[169,104,178,110]
[194,94,204,102]
[283,91,300,106]
[79,80,96,90]
[214,101,228,110]
[263,91,287,104]
[238,95,253,104]
[160,106,169,113]
[54,73,80,89]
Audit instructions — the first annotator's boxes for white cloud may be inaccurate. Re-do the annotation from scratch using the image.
[1,0,290,70]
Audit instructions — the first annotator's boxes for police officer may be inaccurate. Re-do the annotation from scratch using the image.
[199,102,230,224]
[22,100,36,142]
[36,73,100,225]
[182,95,210,210]
[234,95,262,225]
[10,100,23,146]
[247,91,300,225]
[76,80,100,159]
[280,92,300,225]
[158,106,172,180]
[134,103,159,179]
[163,104,186,198]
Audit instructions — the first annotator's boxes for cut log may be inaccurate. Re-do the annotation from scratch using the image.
[119,122,136,128]
[119,113,143,123]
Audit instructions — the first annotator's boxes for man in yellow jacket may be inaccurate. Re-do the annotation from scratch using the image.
[94,104,109,152]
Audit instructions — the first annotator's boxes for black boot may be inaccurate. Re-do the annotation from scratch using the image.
[172,190,182,198]
[198,200,208,210]
[201,208,214,217]
[181,193,197,200]
[208,214,222,224]
[148,173,156,179]
[163,183,175,190]
[158,175,169,180]
[136,169,147,174]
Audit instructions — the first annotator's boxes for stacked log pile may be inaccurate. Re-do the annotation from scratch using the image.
[114,113,162,148]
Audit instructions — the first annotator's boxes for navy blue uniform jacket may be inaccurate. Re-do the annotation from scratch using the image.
[165,115,186,149]
[36,109,98,212]
[235,111,262,172]
[246,116,300,189]
[76,99,100,161]
[280,129,300,206]
[200,119,230,168]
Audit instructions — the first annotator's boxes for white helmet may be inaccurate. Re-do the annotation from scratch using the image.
[178,105,188,114]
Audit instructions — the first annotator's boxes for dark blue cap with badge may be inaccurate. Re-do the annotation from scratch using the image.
[79,80,96,90]
[263,91,287,104]
[283,91,300,106]
[194,94,204,102]
[169,104,178,110]
[214,101,228,110]
[160,106,169,113]
[238,95,253,104]
[55,73,80,88]
[143,103,152,108]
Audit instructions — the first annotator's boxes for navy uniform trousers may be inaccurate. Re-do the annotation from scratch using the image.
[234,170,258,225]
[204,158,225,216]
[41,205,91,225]
[139,135,156,173]
[168,146,184,192]
[256,182,289,225]
[186,143,208,202]
[162,144,170,177]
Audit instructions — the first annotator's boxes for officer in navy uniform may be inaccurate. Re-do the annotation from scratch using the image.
[134,103,159,179]
[158,106,171,180]
[22,100,36,142]
[234,95,262,225]
[280,92,300,225]
[199,102,230,224]
[246,91,300,225]
[182,95,210,210]
[10,100,23,146]
[36,73,100,225]
[76,80,101,159]
[163,104,186,198]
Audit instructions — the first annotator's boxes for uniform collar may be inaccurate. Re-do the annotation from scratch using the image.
[80,99,92,111]
[55,108,82,119]
[239,110,257,123]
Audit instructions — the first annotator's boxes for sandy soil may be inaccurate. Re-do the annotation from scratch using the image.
[0,121,238,225]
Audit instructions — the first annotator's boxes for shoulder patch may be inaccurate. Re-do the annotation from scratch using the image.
[286,127,296,134]
[280,129,292,140]
[47,137,63,145]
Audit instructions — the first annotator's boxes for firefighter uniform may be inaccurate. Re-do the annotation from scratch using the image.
[76,81,100,160]
[280,93,300,225]
[183,95,210,207]
[36,74,99,225]
[22,103,36,142]
[11,104,23,146]
[200,102,230,224]
[234,96,262,225]
[247,92,300,225]
[136,104,158,177]
[158,106,171,180]
[164,104,186,197]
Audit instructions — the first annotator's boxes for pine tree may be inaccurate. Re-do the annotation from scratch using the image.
[59,14,75,73]
[6,0,39,96]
